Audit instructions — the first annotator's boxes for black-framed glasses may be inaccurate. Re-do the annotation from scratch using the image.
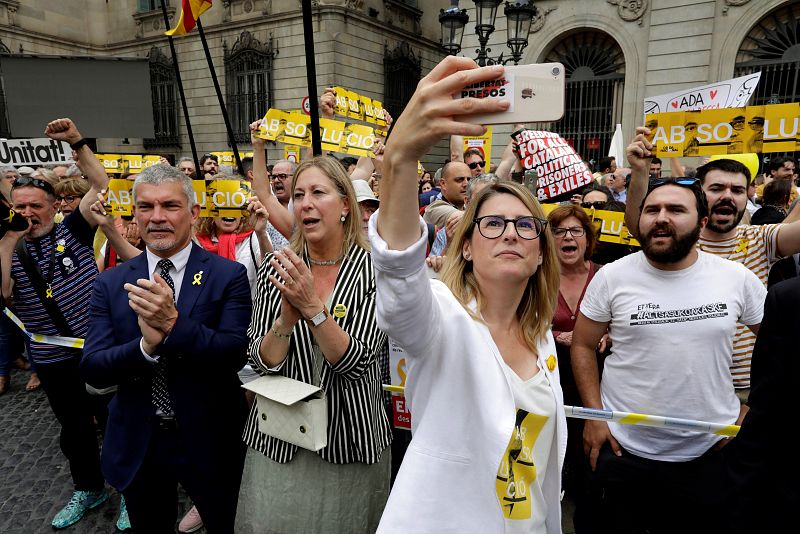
[552,226,586,238]
[474,215,547,240]
[272,173,293,181]
[57,195,79,204]
[467,160,486,170]
[581,201,606,209]
[12,176,55,196]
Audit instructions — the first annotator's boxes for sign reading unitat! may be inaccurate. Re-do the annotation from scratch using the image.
[0,138,73,166]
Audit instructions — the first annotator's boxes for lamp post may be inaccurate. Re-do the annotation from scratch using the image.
[439,0,539,66]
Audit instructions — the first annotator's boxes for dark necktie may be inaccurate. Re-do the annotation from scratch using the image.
[152,259,175,416]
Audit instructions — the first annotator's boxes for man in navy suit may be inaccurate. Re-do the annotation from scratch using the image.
[82,164,252,533]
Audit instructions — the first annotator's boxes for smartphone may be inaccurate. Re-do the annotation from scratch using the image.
[460,63,566,125]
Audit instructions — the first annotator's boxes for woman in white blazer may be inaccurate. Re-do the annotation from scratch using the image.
[370,56,567,533]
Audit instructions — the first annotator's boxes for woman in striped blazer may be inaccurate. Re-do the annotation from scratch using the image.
[236,155,391,533]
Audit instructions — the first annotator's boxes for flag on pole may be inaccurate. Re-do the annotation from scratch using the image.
[165,0,212,36]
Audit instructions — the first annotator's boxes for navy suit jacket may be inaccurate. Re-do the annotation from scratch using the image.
[81,243,252,491]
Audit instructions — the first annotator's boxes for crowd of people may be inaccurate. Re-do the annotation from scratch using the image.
[0,56,797,533]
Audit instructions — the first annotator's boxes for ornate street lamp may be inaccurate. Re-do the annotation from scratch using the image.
[440,1,539,66]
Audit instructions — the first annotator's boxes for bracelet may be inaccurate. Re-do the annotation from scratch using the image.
[69,138,89,151]
[271,323,292,339]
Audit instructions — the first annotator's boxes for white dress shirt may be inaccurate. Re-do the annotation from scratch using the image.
[139,242,193,360]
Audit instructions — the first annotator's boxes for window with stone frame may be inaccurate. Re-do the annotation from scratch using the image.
[224,31,275,144]
[533,30,626,168]
[144,47,179,148]
[734,3,800,163]
[138,0,168,12]
[384,42,421,120]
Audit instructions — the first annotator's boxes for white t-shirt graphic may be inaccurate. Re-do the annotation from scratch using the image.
[580,251,765,461]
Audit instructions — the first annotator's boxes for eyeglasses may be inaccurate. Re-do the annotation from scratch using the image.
[474,215,547,240]
[552,226,586,238]
[272,173,293,181]
[57,195,79,204]
[467,160,486,170]
[581,201,606,209]
[12,177,55,196]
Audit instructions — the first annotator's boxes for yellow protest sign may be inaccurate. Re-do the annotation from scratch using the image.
[107,179,252,218]
[342,123,375,157]
[284,146,301,163]
[542,203,640,247]
[124,155,161,174]
[97,154,123,174]
[257,108,379,158]
[106,179,135,216]
[646,103,799,157]
[210,151,254,168]
[464,126,493,165]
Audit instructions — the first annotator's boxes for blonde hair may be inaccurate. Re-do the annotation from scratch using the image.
[439,181,560,350]
[289,156,368,256]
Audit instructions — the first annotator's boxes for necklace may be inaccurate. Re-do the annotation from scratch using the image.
[308,254,344,266]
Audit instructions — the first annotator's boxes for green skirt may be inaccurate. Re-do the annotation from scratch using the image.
[235,446,391,534]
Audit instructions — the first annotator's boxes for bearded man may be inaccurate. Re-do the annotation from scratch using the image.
[572,178,766,533]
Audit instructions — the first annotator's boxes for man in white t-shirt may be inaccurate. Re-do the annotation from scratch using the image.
[572,178,766,533]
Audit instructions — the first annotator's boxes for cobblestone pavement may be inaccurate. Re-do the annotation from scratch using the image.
[0,368,200,534]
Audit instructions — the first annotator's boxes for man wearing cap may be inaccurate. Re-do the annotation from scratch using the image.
[353,179,379,235]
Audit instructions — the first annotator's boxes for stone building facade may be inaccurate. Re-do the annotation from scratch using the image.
[1,0,798,170]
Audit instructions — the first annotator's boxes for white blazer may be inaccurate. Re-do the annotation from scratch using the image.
[370,217,567,533]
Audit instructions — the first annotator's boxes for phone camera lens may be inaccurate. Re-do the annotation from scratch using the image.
[552,67,561,76]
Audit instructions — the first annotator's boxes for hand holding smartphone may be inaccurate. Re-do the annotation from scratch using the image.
[459,63,566,125]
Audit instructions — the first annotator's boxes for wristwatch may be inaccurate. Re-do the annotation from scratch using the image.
[306,307,330,327]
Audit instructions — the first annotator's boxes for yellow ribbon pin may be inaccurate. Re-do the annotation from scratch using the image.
[333,303,347,318]
[56,245,65,253]
[45,284,53,299]
[735,238,749,255]
[192,271,203,285]
[4,208,14,224]
[546,354,557,372]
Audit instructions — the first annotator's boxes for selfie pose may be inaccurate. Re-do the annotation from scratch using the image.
[372,56,566,533]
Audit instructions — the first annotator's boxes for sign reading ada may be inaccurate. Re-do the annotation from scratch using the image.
[0,138,72,166]
[644,72,761,114]
[645,103,799,157]
[512,129,594,200]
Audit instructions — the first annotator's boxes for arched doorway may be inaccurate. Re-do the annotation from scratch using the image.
[734,2,800,162]
[535,30,625,166]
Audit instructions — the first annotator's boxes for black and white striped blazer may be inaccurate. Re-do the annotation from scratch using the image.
[243,244,391,464]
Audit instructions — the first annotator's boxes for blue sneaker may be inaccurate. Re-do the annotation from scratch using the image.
[51,489,109,529]
[116,495,131,531]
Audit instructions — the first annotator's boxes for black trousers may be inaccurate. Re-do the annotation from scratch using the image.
[123,419,245,534]
[591,443,729,534]
[35,357,106,492]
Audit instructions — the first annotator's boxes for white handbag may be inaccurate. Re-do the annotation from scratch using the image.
[243,374,328,451]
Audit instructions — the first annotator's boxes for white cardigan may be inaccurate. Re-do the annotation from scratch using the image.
[370,217,566,533]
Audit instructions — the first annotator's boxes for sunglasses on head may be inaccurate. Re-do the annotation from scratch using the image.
[649,177,700,188]
[12,176,55,196]
[467,160,486,170]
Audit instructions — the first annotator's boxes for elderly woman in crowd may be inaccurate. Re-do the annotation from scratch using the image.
[236,156,391,533]
[372,56,566,533]
[547,204,607,530]
[54,177,90,221]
